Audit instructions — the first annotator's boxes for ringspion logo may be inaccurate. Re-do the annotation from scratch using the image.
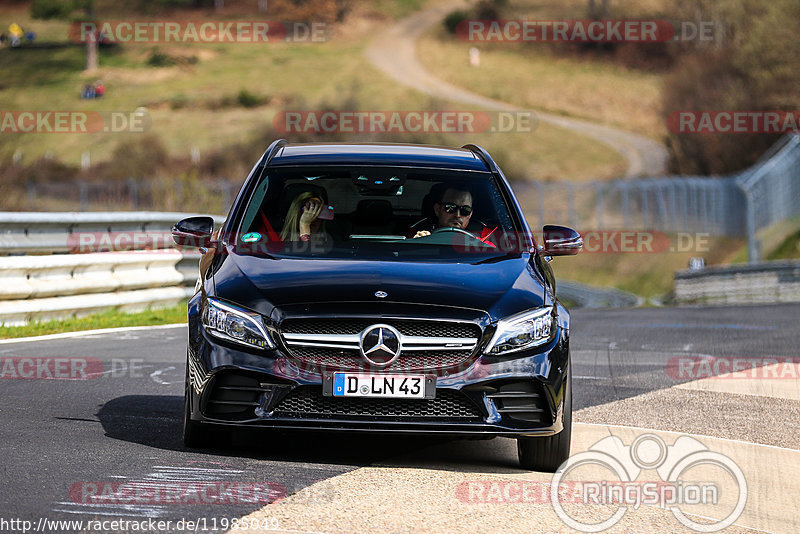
[551,434,747,532]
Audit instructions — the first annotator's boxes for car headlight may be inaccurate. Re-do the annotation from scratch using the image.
[202,298,274,350]
[485,307,555,355]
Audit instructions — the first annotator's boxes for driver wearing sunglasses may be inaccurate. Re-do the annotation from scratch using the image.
[413,187,473,238]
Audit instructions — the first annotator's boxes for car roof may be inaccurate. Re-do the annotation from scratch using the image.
[268,142,490,172]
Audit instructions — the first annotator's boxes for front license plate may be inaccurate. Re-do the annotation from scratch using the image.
[331,373,430,399]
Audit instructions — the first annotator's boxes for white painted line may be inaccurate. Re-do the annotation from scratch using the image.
[152,466,244,473]
[0,323,186,345]
[679,510,773,534]
[150,366,176,385]
[53,502,168,517]
[52,508,167,518]
[573,376,607,380]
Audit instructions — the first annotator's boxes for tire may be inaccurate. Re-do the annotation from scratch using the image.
[517,371,572,472]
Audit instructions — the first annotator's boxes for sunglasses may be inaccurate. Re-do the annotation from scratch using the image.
[440,202,473,216]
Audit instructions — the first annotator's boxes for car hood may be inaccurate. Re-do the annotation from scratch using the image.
[212,253,547,319]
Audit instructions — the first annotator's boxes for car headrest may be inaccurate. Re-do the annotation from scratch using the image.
[421,183,448,220]
[356,199,393,226]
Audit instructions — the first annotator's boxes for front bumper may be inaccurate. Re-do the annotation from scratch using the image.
[187,304,570,439]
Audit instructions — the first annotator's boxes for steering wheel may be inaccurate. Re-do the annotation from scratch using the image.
[432,226,478,238]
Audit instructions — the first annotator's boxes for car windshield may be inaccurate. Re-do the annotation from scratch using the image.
[234,166,524,262]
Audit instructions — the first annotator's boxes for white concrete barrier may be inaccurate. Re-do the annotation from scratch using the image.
[0,251,186,300]
[0,287,194,327]
[0,212,224,325]
[674,261,800,304]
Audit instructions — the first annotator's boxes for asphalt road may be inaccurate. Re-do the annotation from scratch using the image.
[0,304,797,532]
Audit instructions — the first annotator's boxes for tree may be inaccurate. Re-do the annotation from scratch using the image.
[30,0,97,71]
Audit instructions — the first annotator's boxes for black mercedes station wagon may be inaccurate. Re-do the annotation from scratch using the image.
[173,140,583,472]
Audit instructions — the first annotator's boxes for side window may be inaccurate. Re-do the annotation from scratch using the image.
[240,177,271,236]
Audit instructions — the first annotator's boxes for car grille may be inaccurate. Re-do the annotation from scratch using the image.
[279,318,482,371]
[272,386,484,421]
[281,318,479,338]
[289,347,474,371]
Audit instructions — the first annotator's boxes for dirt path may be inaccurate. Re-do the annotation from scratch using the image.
[365,0,669,177]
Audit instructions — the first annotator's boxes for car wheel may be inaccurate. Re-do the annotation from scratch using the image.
[517,371,572,472]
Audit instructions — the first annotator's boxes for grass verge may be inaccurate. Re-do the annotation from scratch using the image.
[0,3,624,183]
[548,236,745,300]
[418,3,665,139]
[0,302,187,339]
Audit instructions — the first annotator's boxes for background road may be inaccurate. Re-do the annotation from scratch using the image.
[366,0,669,177]
[1,305,798,531]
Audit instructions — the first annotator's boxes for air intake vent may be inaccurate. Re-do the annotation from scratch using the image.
[273,386,483,421]
[204,373,267,421]
[487,381,551,425]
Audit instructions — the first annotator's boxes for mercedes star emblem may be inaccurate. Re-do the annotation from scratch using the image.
[374,291,388,298]
[359,324,401,367]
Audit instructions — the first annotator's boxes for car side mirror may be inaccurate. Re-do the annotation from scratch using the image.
[172,216,216,249]
[542,225,582,256]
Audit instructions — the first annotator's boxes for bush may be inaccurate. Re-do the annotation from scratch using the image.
[661,0,800,174]
[31,0,75,20]
[444,10,469,34]
[165,94,189,109]
[107,134,169,180]
[147,50,198,67]
[236,89,267,108]
[147,50,175,67]
[662,51,781,174]
[475,0,503,20]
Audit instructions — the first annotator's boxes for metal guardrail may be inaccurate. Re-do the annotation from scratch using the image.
[735,135,800,263]
[515,134,800,263]
[0,212,225,326]
[556,281,640,308]
[674,261,800,304]
[0,211,225,254]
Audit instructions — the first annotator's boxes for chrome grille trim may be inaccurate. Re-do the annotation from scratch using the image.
[282,332,478,352]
